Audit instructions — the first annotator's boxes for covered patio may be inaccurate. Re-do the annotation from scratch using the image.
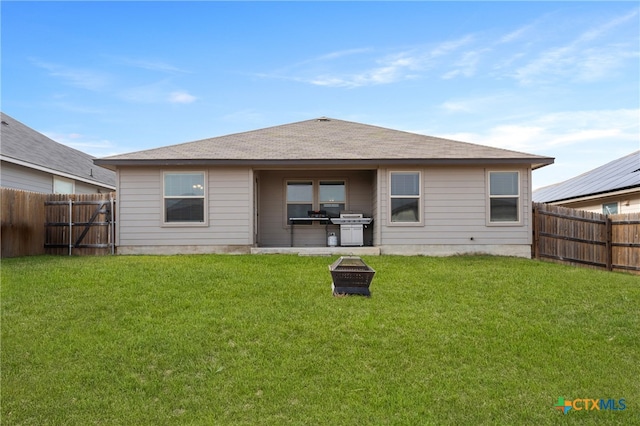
[254,168,377,248]
[250,246,380,255]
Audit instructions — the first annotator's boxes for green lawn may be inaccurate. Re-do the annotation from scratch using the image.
[2,255,639,425]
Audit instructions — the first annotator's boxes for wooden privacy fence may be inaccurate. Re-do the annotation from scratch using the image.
[45,193,116,256]
[532,202,640,274]
[1,188,116,258]
[1,189,48,258]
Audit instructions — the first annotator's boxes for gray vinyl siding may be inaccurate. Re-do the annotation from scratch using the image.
[117,166,252,247]
[379,166,532,246]
[116,164,533,250]
[555,193,640,214]
[1,161,113,194]
[1,161,52,193]
[257,170,374,247]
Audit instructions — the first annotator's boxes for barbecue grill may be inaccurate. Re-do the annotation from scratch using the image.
[330,213,372,246]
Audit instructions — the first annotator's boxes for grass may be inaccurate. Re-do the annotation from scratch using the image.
[1,254,639,425]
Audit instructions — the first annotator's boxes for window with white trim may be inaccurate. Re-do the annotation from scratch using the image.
[286,180,347,224]
[488,171,520,223]
[163,172,206,223]
[286,181,313,223]
[53,176,75,194]
[389,171,421,223]
[319,181,345,218]
[602,202,618,215]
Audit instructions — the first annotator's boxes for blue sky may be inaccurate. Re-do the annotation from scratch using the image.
[2,1,638,189]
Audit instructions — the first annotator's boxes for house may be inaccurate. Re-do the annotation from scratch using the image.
[94,117,554,256]
[0,112,116,194]
[533,151,640,214]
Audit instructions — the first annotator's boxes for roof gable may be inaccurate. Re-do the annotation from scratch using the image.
[1,112,115,188]
[533,150,640,203]
[96,117,553,169]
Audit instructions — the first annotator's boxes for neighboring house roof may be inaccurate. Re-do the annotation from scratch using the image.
[95,117,554,169]
[1,112,115,189]
[533,150,640,203]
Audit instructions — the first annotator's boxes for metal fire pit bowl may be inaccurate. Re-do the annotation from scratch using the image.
[328,256,375,296]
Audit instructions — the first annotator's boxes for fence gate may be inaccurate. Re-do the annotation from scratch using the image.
[45,193,116,255]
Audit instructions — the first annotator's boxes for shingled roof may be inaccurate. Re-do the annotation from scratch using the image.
[533,150,640,203]
[95,117,554,169]
[1,112,115,188]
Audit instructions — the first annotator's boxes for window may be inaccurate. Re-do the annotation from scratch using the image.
[603,202,618,215]
[53,176,74,194]
[390,172,421,223]
[319,181,345,218]
[286,181,313,222]
[163,172,206,223]
[488,171,520,223]
[286,180,347,224]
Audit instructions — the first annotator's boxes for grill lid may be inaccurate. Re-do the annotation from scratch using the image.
[332,212,371,224]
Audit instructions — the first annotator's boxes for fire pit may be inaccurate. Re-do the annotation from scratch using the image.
[328,256,375,296]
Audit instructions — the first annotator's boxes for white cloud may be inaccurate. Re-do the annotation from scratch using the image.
[118,82,197,104]
[273,8,635,89]
[442,48,490,79]
[258,48,373,84]
[272,36,475,88]
[116,57,191,74]
[262,9,639,88]
[44,131,116,157]
[438,93,516,115]
[309,76,351,88]
[440,101,472,113]
[307,52,420,88]
[440,125,546,152]
[536,109,640,144]
[118,81,167,103]
[513,42,637,85]
[304,48,373,63]
[511,45,573,85]
[578,8,638,43]
[309,52,423,88]
[498,23,536,44]
[435,108,639,190]
[169,91,197,104]
[547,129,624,146]
[429,35,475,58]
[511,9,639,85]
[438,109,639,152]
[286,8,636,88]
[30,59,111,91]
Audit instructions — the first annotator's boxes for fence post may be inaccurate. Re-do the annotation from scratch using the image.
[606,216,612,271]
[68,198,73,256]
[109,195,115,255]
[532,203,539,259]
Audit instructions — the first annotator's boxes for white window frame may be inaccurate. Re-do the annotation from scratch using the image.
[486,170,522,226]
[285,180,314,225]
[319,180,346,218]
[53,176,75,194]
[284,178,347,227]
[388,171,422,226]
[162,171,208,227]
[602,202,619,215]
